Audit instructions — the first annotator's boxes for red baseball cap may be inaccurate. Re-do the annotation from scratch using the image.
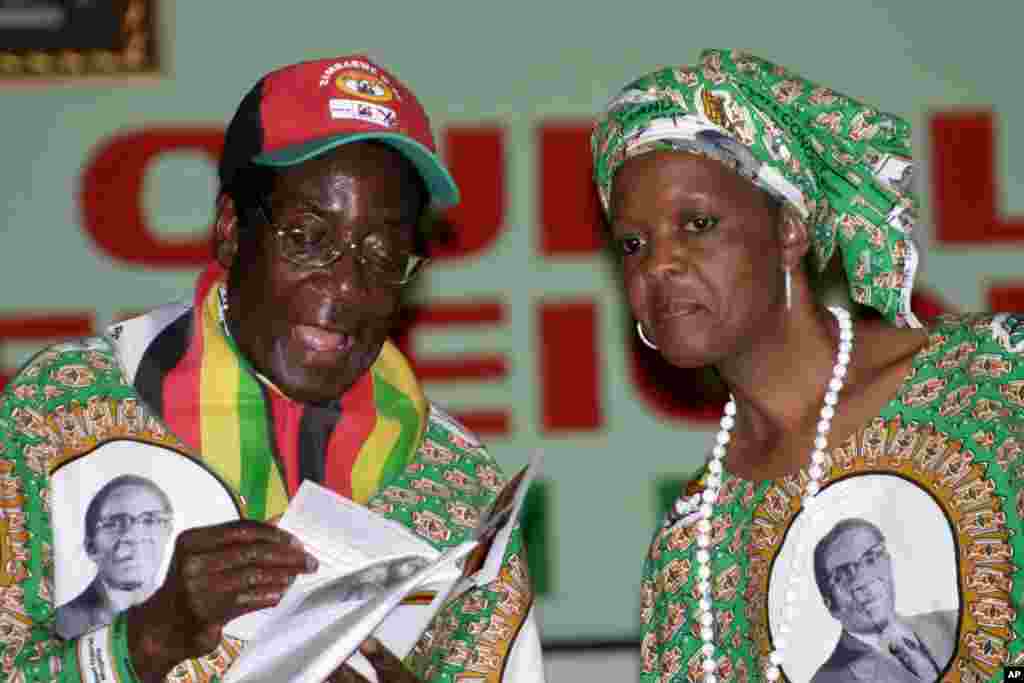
[219,55,459,209]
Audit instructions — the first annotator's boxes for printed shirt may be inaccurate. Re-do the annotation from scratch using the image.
[0,301,542,683]
[641,313,1024,683]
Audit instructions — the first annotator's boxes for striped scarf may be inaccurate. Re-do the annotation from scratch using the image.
[142,265,428,521]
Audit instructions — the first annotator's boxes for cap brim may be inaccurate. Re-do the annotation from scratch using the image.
[252,133,460,210]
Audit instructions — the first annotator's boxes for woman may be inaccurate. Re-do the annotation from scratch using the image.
[591,49,1024,683]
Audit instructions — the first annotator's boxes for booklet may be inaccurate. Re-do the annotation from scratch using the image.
[220,450,541,683]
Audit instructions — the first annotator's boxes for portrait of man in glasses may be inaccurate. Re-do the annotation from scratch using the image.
[810,518,957,683]
[56,474,175,639]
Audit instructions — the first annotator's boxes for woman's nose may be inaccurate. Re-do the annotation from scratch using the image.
[645,233,689,278]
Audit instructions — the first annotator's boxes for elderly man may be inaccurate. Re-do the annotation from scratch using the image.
[0,55,542,683]
[811,518,957,683]
[57,476,174,640]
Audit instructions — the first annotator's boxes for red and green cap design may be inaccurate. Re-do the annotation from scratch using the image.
[219,54,459,209]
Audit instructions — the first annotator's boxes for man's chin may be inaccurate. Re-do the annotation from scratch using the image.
[268,342,379,401]
[849,609,892,634]
[276,375,356,404]
[273,362,369,403]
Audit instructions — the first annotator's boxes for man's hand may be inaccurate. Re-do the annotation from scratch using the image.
[329,638,423,683]
[125,519,318,683]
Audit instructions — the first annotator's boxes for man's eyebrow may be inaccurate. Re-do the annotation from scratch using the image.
[826,542,885,569]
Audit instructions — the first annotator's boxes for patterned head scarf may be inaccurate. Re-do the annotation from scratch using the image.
[591,49,921,328]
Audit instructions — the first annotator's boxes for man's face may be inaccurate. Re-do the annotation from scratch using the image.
[87,485,172,591]
[225,142,424,404]
[822,525,896,634]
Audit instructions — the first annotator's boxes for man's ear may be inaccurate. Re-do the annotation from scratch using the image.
[213,193,240,269]
[778,204,811,270]
[84,537,97,559]
[823,593,838,616]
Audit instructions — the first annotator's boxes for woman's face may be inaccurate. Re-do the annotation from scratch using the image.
[609,151,785,368]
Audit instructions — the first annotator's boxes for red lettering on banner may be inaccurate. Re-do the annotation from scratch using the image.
[80,128,223,268]
[931,112,1024,245]
[538,301,602,432]
[989,284,1024,313]
[394,302,510,436]
[451,411,511,437]
[911,287,954,322]
[431,127,506,261]
[0,314,94,389]
[538,122,605,255]
[66,114,1022,438]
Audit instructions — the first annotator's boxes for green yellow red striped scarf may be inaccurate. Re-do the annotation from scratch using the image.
[159,265,428,520]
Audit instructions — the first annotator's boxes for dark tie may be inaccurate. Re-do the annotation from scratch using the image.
[888,634,939,680]
[298,400,342,484]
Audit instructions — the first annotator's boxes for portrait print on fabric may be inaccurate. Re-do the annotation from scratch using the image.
[56,473,175,638]
[341,556,432,602]
[768,474,960,683]
[292,556,433,616]
[51,439,242,639]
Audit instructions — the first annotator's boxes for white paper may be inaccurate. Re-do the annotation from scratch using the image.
[221,450,542,683]
[225,482,442,640]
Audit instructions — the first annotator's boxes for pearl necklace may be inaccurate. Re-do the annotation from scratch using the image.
[676,306,854,683]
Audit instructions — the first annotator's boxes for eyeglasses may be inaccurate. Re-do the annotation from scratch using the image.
[826,542,889,590]
[252,199,428,286]
[94,511,172,537]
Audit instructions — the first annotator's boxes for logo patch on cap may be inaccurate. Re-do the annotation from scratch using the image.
[329,99,397,127]
[335,69,394,102]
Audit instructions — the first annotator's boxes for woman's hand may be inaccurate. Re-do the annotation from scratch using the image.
[329,638,423,683]
[125,519,318,683]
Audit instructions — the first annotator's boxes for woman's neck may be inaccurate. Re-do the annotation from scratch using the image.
[712,302,930,482]
[716,302,841,445]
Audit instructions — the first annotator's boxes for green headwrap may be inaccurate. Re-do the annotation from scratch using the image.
[591,49,921,328]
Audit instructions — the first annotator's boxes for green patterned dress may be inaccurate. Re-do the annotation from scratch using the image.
[642,314,1024,683]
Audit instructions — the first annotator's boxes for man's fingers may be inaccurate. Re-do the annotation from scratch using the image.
[330,664,370,683]
[230,588,287,612]
[195,623,227,658]
[176,519,305,555]
[359,638,417,682]
[186,587,288,626]
[181,542,317,577]
[206,566,301,595]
